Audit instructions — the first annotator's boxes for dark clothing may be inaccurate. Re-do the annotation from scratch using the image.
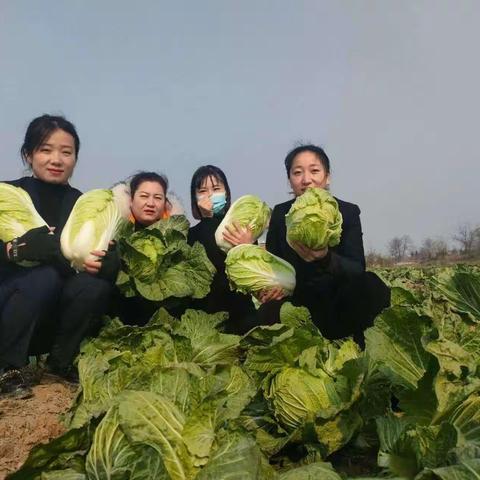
[0,266,62,367]
[266,197,389,344]
[48,273,113,370]
[0,177,113,369]
[187,216,257,334]
[110,292,160,327]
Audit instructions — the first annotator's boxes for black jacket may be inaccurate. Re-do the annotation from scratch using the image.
[266,196,365,304]
[187,216,256,332]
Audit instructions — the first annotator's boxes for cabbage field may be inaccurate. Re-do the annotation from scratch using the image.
[7,262,479,480]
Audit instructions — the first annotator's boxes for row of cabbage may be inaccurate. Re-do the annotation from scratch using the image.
[3,182,480,479]
[9,260,480,479]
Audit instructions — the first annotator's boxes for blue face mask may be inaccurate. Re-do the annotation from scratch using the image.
[211,192,227,215]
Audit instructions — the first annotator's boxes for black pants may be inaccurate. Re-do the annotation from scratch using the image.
[253,272,390,346]
[0,265,112,369]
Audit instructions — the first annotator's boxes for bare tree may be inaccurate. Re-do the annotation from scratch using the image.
[420,237,449,261]
[388,235,413,263]
[453,224,477,257]
[366,249,392,267]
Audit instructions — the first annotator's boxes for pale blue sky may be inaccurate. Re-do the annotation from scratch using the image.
[1,1,479,252]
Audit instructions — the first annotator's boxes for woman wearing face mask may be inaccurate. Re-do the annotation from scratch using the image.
[264,145,390,345]
[0,115,117,397]
[187,165,257,334]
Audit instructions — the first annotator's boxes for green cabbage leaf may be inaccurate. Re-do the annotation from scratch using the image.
[286,188,342,250]
[61,184,132,271]
[215,195,271,252]
[117,215,215,302]
[0,182,48,242]
[225,244,296,297]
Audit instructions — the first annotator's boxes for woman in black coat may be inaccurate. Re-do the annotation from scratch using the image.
[264,145,390,344]
[0,115,117,397]
[187,165,258,334]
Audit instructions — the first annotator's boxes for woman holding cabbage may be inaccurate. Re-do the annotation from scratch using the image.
[0,115,117,397]
[110,170,173,326]
[187,165,264,334]
[264,145,390,344]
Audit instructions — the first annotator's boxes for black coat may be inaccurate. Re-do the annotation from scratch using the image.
[266,196,389,343]
[187,216,256,333]
[266,196,365,303]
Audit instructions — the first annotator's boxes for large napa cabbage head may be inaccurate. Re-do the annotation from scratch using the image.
[286,187,342,251]
[61,184,131,271]
[225,244,296,297]
[0,183,48,241]
[215,195,271,253]
[268,367,335,430]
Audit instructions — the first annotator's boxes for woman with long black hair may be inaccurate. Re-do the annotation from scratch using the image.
[187,165,258,334]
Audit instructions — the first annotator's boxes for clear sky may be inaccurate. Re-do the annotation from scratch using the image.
[1,1,479,253]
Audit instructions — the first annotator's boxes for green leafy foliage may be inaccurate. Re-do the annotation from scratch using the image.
[214,195,271,253]
[11,264,480,479]
[61,185,132,271]
[285,188,342,250]
[0,182,48,242]
[117,215,216,302]
[225,244,296,297]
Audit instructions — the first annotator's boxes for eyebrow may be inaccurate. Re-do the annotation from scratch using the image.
[40,142,73,149]
[139,190,163,195]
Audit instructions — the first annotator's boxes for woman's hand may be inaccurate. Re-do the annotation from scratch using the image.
[291,241,328,262]
[222,221,254,246]
[197,196,213,218]
[256,286,286,304]
[83,250,105,275]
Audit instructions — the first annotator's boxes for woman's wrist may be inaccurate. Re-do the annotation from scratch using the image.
[5,241,13,261]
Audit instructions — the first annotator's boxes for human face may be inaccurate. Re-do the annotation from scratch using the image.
[27,129,76,184]
[196,175,226,201]
[195,175,227,218]
[131,181,166,226]
[288,151,330,197]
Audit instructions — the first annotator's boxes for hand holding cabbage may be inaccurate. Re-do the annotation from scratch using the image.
[225,244,296,299]
[215,195,271,252]
[61,184,132,271]
[286,188,342,258]
[0,182,57,265]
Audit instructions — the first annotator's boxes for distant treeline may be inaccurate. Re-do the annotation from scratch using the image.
[367,223,480,267]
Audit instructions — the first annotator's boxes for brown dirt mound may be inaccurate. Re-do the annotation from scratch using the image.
[0,377,77,480]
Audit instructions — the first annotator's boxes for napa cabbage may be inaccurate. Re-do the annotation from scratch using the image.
[0,182,48,242]
[61,184,131,271]
[215,195,271,252]
[286,187,342,250]
[225,244,296,297]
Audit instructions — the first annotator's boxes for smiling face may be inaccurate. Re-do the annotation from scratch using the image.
[131,180,166,226]
[27,129,77,184]
[288,151,330,197]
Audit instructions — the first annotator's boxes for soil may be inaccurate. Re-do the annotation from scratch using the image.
[0,376,77,480]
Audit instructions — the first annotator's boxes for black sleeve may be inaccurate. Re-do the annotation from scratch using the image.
[188,221,226,273]
[265,207,283,257]
[311,204,365,277]
[0,240,9,265]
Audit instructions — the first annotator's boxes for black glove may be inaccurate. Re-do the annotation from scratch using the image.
[13,226,60,263]
[97,242,121,282]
